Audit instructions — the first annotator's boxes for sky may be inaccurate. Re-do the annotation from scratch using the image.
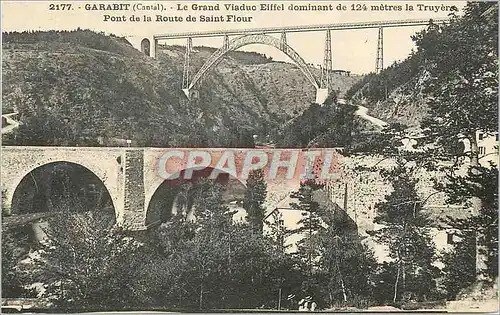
[2,1,467,74]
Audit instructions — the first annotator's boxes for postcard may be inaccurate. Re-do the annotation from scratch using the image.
[1,1,498,313]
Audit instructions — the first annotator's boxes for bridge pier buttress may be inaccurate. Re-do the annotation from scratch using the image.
[280,31,287,51]
[375,27,384,74]
[316,29,332,105]
[133,36,157,58]
[120,149,147,230]
[315,88,329,104]
[182,37,193,98]
[150,37,157,58]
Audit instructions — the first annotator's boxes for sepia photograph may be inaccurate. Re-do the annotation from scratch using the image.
[1,1,498,313]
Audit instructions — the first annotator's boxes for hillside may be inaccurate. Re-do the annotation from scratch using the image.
[2,30,362,147]
[345,55,428,127]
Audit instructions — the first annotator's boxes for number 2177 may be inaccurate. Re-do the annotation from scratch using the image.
[49,4,72,10]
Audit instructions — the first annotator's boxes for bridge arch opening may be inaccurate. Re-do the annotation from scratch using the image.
[146,167,246,227]
[188,34,319,92]
[3,162,118,284]
[8,161,116,220]
[141,38,151,56]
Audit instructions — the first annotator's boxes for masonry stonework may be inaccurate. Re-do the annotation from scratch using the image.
[122,149,146,230]
[2,146,471,256]
[1,147,126,222]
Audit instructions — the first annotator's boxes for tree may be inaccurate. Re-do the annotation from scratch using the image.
[441,230,476,299]
[439,164,498,290]
[289,179,325,296]
[316,206,377,308]
[276,102,359,149]
[415,3,498,155]
[265,210,291,253]
[154,179,302,310]
[370,161,440,303]
[177,180,234,309]
[139,215,197,308]
[243,169,268,234]
[1,229,38,298]
[345,54,422,104]
[34,210,151,310]
[413,2,498,280]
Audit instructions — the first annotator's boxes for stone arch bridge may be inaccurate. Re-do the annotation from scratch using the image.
[2,146,339,230]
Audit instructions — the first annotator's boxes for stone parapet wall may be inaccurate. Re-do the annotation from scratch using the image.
[326,155,395,235]
[325,155,467,234]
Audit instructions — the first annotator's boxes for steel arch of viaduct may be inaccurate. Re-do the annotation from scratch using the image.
[188,34,319,90]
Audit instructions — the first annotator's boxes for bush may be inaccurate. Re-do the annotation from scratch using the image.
[33,211,152,310]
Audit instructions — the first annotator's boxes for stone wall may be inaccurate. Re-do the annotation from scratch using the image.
[1,146,126,220]
[324,154,471,262]
[2,147,485,239]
